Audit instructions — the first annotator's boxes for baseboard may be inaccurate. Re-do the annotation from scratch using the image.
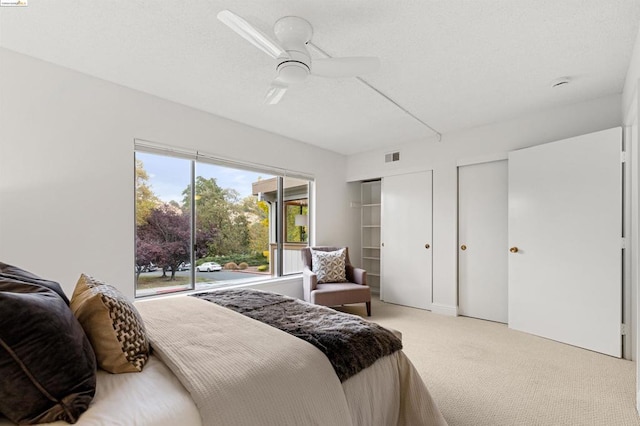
[430,303,458,317]
[637,390,640,415]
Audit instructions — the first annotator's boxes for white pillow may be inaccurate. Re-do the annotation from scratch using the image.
[311,248,347,284]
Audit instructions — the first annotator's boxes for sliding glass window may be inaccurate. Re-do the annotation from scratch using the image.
[134,146,311,297]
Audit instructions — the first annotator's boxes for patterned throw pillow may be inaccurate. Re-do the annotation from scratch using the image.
[70,274,149,373]
[311,248,347,284]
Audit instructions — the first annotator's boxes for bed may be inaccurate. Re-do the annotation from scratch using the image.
[0,266,446,426]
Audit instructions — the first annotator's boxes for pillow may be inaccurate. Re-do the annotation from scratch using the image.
[0,277,96,424]
[70,274,149,374]
[311,248,347,284]
[0,262,70,305]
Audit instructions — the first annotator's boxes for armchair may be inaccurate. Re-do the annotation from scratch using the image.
[301,246,371,316]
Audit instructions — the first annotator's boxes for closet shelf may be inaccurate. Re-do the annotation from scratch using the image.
[361,180,382,295]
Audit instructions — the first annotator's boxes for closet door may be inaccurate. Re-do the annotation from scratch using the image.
[381,171,432,310]
[458,160,508,323]
[508,128,622,357]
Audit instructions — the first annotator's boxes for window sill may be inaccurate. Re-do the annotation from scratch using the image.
[135,274,303,301]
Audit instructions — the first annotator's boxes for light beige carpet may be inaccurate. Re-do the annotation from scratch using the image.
[336,297,639,426]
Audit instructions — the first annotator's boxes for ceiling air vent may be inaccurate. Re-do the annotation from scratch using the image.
[385,151,400,163]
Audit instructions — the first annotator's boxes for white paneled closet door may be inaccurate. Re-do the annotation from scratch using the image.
[458,160,508,323]
[508,128,622,357]
[381,171,433,310]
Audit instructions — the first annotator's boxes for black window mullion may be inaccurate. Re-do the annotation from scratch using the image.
[276,176,284,277]
[189,160,196,290]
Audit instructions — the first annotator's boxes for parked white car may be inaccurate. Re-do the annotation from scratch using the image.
[197,262,222,272]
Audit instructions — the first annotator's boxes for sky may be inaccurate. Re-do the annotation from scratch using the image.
[137,152,272,203]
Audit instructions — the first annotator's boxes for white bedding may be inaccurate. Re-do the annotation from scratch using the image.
[2,296,446,426]
[0,356,201,426]
[136,295,447,426]
[342,351,446,425]
[136,295,355,426]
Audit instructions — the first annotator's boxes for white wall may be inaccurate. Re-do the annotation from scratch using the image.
[347,94,622,314]
[0,48,357,300]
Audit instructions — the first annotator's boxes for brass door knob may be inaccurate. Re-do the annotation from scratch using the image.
[425,243,430,249]
[460,244,467,251]
[510,247,519,253]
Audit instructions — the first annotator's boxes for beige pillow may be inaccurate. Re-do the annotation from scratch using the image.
[70,274,149,373]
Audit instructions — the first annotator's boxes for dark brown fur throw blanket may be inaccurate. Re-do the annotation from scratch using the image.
[191,288,402,382]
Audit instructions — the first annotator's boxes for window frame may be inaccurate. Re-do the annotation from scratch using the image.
[134,140,313,298]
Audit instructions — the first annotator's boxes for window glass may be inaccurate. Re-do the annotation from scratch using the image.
[282,176,310,275]
[135,150,311,296]
[192,162,274,289]
[135,152,192,296]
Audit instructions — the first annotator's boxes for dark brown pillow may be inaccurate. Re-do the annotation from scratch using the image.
[0,276,96,424]
[0,262,70,305]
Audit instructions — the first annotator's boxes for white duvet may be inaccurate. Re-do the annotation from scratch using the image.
[136,296,447,426]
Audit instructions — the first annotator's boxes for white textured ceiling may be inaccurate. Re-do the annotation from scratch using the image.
[1,1,639,155]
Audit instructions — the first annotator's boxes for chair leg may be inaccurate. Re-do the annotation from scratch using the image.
[366,302,371,317]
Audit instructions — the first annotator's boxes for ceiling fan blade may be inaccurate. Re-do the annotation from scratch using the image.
[264,80,288,105]
[217,10,289,59]
[311,57,380,78]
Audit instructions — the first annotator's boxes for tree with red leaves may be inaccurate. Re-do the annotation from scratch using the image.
[136,203,216,281]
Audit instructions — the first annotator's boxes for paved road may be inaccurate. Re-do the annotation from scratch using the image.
[142,269,264,282]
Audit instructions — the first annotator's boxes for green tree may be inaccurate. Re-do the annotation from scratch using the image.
[182,177,249,256]
[243,197,270,254]
[286,203,308,242]
[135,159,160,226]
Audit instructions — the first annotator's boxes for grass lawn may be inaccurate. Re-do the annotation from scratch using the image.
[136,275,210,290]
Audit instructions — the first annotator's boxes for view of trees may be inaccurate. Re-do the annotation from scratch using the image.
[286,203,309,243]
[135,159,276,281]
[136,203,214,280]
[135,160,159,226]
[182,176,251,256]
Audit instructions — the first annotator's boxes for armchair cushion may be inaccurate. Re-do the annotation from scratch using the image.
[310,248,347,284]
[311,283,371,307]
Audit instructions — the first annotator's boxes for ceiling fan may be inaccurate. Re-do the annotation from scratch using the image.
[217,10,380,105]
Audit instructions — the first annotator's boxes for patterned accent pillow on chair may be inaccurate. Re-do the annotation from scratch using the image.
[311,248,348,284]
[71,274,149,373]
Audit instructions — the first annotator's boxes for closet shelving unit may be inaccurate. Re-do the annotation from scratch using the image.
[361,180,381,294]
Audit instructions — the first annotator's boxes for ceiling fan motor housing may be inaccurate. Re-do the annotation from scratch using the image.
[274,16,313,84]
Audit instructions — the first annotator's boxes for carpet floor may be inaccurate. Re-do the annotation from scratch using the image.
[336,297,639,426]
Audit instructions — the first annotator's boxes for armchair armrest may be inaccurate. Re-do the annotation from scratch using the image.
[346,264,367,285]
[302,266,318,301]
